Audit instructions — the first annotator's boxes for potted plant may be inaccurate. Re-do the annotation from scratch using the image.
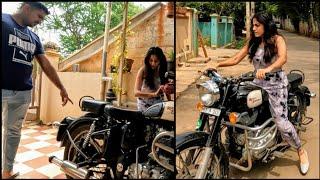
[110,58,134,73]
[123,58,134,73]
[176,6,187,16]
[43,41,59,51]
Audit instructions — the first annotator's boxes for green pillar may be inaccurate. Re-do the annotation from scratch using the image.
[221,16,228,46]
[228,16,234,43]
[210,13,218,48]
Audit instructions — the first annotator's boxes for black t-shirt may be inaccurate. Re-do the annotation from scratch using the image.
[2,13,44,90]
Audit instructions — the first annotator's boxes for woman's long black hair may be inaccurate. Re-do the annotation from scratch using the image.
[248,12,280,63]
[144,46,167,90]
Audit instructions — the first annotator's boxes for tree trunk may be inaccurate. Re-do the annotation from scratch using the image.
[246,2,251,40]
[309,2,316,37]
[250,1,255,16]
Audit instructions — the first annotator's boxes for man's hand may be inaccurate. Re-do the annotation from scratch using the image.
[60,88,73,106]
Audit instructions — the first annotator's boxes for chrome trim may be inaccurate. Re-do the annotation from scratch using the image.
[52,121,61,129]
[49,156,89,179]
[247,124,277,141]
[229,130,252,171]
[248,126,277,151]
[136,144,147,179]
[223,117,274,131]
[223,118,277,151]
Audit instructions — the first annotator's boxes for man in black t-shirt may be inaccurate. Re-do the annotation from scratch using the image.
[1,2,73,178]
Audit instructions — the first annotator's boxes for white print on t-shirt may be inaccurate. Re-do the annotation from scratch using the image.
[8,28,36,66]
[19,50,28,60]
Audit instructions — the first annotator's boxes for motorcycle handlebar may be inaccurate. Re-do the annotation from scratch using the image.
[240,71,278,82]
[203,68,280,83]
[165,71,175,80]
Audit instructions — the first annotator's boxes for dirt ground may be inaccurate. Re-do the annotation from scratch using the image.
[176,30,319,178]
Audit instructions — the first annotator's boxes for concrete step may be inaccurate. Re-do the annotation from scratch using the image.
[25,109,37,121]
[186,57,211,63]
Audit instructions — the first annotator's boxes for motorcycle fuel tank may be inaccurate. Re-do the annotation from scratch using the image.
[160,101,174,121]
[143,101,174,121]
[247,90,263,108]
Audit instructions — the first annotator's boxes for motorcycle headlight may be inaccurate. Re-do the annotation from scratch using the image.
[197,81,220,106]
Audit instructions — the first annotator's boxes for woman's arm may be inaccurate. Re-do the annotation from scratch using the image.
[134,67,161,98]
[266,35,287,71]
[256,35,287,79]
[216,42,249,68]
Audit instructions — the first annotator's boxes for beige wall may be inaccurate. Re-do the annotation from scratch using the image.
[63,5,174,104]
[39,49,102,124]
[40,72,101,124]
[38,5,174,124]
[176,8,197,66]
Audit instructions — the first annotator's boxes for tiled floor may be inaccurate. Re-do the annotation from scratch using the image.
[12,122,67,179]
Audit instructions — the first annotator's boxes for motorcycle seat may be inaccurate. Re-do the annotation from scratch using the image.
[104,105,143,121]
[81,99,108,114]
[287,73,302,90]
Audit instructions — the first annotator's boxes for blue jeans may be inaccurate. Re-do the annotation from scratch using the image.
[2,89,31,171]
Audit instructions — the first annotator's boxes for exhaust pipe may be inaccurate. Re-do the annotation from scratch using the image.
[49,156,89,179]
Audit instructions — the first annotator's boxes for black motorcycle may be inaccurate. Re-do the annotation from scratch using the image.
[49,72,175,179]
[176,69,315,179]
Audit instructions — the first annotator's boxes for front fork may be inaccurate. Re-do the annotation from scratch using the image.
[194,110,224,178]
[195,147,213,179]
[196,113,211,132]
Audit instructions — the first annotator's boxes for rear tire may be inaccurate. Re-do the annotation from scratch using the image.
[63,123,106,179]
[289,95,306,135]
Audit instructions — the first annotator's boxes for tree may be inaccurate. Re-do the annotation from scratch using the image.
[177,2,245,37]
[259,1,319,37]
[42,2,143,56]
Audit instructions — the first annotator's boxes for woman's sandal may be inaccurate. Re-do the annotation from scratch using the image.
[299,149,309,175]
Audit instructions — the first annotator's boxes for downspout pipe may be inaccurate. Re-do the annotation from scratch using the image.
[100,2,112,101]
[117,2,129,106]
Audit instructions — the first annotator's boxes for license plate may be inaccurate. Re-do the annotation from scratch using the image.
[201,107,221,116]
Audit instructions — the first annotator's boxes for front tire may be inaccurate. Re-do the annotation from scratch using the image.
[176,133,229,179]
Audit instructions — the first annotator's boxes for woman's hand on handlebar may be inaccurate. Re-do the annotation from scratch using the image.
[256,68,271,80]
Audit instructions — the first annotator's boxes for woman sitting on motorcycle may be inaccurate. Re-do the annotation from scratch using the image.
[134,46,171,111]
[213,12,309,175]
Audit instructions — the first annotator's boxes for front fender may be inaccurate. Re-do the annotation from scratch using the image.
[176,131,209,153]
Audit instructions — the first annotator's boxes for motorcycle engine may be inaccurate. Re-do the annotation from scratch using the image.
[124,128,174,179]
[241,127,277,160]
[227,126,277,160]
[127,161,171,179]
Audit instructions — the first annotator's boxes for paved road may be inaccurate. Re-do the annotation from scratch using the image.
[176,30,319,178]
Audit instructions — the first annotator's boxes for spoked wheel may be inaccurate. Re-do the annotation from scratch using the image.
[176,145,226,179]
[63,123,106,179]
